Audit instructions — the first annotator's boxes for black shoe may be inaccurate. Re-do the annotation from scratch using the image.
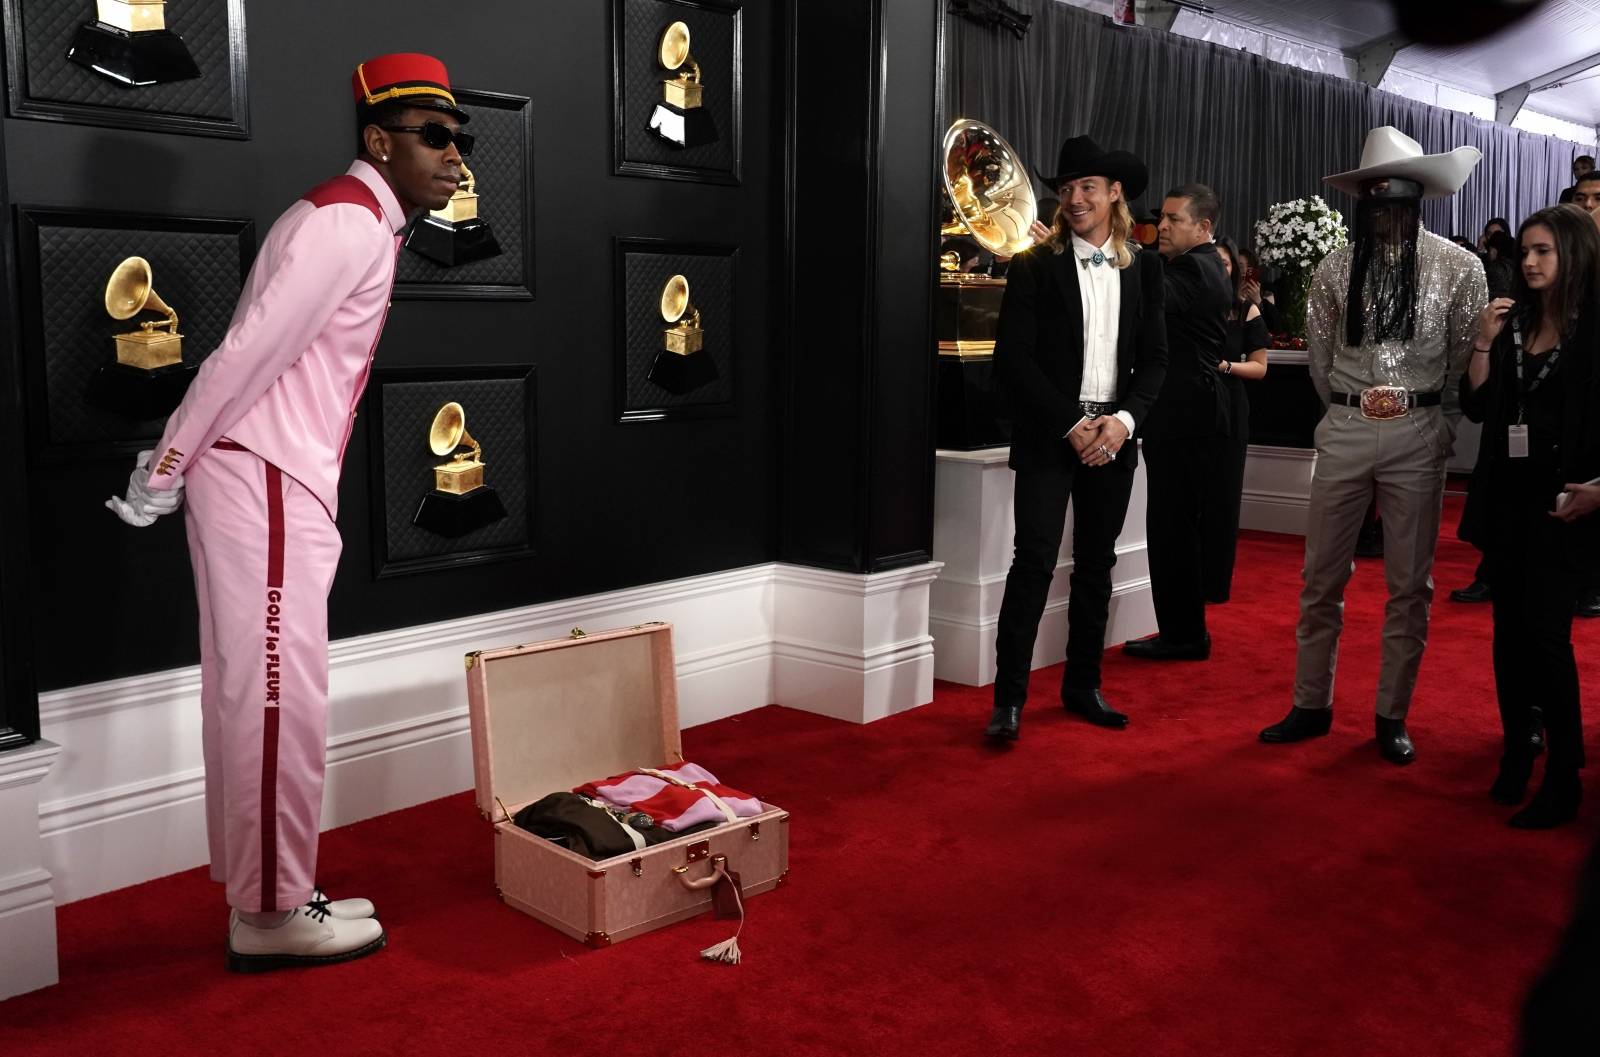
[1258,706,1332,743]
[1490,752,1537,805]
[1062,689,1129,729]
[984,705,1021,742]
[1376,715,1416,765]
[1121,632,1211,661]
[1509,770,1582,829]
[1449,580,1492,603]
[1577,590,1600,619]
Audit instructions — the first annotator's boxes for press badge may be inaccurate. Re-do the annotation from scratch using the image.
[1508,424,1529,458]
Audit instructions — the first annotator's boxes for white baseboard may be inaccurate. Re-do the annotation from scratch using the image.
[0,741,61,1000]
[1240,444,1317,536]
[33,559,940,906]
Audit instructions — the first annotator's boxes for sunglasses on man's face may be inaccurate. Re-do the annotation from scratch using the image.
[380,121,474,157]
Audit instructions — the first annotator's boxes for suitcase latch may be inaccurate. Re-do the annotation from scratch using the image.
[749,822,760,841]
[630,857,643,877]
[683,840,710,865]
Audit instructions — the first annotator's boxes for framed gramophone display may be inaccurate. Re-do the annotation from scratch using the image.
[14,206,253,459]
[935,118,1037,450]
[615,238,737,422]
[611,0,742,184]
[3,0,249,138]
[365,365,536,579]
[395,88,533,301]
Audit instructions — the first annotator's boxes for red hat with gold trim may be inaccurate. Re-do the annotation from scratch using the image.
[352,52,469,124]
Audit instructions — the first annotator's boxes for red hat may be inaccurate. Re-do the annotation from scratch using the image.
[352,53,469,124]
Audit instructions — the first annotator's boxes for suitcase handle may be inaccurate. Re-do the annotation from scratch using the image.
[673,854,727,891]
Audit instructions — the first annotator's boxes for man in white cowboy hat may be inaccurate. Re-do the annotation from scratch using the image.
[1259,126,1487,764]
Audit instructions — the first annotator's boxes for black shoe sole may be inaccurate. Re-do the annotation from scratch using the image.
[984,727,1019,742]
[1064,707,1129,729]
[226,931,387,973]
[1378,749,1416,766]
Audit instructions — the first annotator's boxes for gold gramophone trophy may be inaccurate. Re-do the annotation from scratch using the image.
[647,21,717,148]
[67,1,201,87]
[85,254,198,419]
[935,118,1037,449]
[648,274,717,395]
[412,401,508,538]
[105,256,183,370]
[404,163,503,267]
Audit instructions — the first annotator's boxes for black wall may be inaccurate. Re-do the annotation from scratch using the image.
[5,1,783,690]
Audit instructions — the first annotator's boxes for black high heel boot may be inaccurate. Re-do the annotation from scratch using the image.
[1509,768,1582,829]
[1489,752,1536,805]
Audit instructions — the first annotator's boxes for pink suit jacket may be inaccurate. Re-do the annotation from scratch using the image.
[145,160,408,520]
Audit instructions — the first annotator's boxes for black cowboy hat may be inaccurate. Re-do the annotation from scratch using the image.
[1035,135,1148,200]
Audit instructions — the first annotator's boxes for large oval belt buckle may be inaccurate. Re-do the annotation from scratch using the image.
[1360,386,1408,420]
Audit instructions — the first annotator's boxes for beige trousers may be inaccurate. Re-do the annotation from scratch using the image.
[1293,404,1452,719]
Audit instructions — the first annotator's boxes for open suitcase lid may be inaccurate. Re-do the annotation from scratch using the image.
[464,622,683,822]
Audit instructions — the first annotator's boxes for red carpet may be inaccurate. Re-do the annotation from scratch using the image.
[5,503,1598,1056]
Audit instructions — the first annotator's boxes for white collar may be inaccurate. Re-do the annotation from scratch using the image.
[1070,233,1115,263]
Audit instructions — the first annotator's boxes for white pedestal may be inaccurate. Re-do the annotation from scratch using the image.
[0,739,62,1000]
[773,562,943,723]
[929,447,1155,687]
[1240,444,1318,536]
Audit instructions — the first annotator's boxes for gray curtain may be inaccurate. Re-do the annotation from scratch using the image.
[946,0,1586,248]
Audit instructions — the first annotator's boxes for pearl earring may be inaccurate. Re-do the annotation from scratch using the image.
[381,154,389,162]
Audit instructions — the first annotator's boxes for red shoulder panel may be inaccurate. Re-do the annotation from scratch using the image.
[300,174,384,223]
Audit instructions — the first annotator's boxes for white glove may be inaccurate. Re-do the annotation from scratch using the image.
[105,450,185,527]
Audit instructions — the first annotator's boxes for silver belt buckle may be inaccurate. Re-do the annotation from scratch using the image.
[1360,386,1409,420]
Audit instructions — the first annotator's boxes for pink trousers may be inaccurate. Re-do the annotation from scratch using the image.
[183,441,341,912]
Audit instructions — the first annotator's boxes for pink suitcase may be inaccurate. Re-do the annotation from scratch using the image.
[464,621,789,948]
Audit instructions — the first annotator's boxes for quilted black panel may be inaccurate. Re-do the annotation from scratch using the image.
[395,92,530,292]
[378,375,533,564]
[34,221,246,447]
[617,0,739,176]
[620,247,734,412]
[16,0,236,117]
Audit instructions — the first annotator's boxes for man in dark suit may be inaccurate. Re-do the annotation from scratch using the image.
[983,136,1168,742]
[1123,184,1233,660]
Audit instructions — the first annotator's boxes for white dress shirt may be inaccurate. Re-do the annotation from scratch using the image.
[1069,233,1137,438]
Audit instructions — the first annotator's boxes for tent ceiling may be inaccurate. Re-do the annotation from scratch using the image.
[1195,0,1600,128]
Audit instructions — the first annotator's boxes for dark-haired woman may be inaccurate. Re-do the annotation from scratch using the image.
[1462,204,1600,828]
[1203,238,1269,603]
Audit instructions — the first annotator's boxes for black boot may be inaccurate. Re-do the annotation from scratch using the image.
[1376,715,1416,765]
[1062,688,1129,729]
[984,705,1021,742]
[1509,768,1582,829]
[1490,752,1537,805]
[1258,706,1332,743]
[1449,580,1492,603]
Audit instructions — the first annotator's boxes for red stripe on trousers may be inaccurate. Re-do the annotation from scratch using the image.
[262,464,285,911]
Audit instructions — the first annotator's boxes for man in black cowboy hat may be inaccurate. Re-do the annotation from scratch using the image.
[983,136,1168,742]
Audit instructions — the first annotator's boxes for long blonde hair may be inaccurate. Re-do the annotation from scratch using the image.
[1046,190,1136,269]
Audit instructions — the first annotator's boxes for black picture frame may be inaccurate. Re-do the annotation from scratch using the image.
[0,114,39,751]
[3,0,250,139]
[14,204,255,462]
[364,364,538,579]
[614,236,739,423]
[612,0,743,185]
[392,87,535,302]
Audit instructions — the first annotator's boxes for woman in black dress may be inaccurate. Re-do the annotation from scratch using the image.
[1461,204,1600,828]
[1202,237,1270,603]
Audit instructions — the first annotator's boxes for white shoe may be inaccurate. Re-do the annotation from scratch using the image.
[310,888,376,920]
[226,903,386,973]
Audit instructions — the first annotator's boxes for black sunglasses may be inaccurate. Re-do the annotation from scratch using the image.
[379,121,474,157]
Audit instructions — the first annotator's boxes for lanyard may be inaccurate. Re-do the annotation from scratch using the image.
[1511,317,1561,424]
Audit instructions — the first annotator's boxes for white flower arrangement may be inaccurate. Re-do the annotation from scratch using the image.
[1252,196,1348,272]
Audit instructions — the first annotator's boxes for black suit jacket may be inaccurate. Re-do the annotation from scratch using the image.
[993,244,1168,471]
[1140,242,1233,441]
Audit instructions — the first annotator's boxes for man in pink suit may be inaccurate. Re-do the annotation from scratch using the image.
[107,52,473,971]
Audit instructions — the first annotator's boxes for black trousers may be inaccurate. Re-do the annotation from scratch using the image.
[1142,436,1213,644]
[1202,429,1249,604]
[1485,493,1584,771]
[993,453,1136,709]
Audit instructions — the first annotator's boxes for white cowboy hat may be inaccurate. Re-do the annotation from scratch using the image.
[1323,126,1481,199]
